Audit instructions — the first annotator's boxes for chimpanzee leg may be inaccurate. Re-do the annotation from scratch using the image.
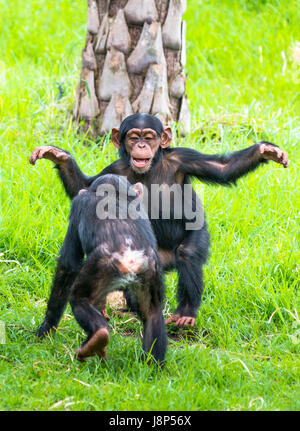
[123,289,139,313]
[37,222,84,339]
[133,268,167,363]
[142,306,167,363]
[69,254,114,362]
[166,224,210,327]
[37,264,79,338]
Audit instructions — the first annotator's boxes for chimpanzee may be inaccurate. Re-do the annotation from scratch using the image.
[37,174,167,363]
[30,113,289,328]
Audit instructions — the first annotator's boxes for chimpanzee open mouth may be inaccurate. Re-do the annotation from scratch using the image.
[131,157,151,168]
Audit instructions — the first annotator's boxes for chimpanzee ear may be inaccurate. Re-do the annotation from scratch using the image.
[111,128,120,149]
[132,182,144,199]
[160,127,172,149]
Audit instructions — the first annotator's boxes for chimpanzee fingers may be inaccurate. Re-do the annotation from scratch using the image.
[29,148,42,165]
[282,151,289,168]
[29,146,52,165]
[165,314,195,327]
[188,317,196,328]
[275,148,284,162]
[174,317,185,326]
[39,147,54,159]
[178,317,194,327]
[165,314,180,325]
[260,144,289,167]
[263,145,282,160]
[29,146,69,165]
[175,317,195,327]
[273,148,289,167]
[41,147,69,162]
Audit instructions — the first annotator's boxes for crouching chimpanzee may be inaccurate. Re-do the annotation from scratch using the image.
[30,113,289,329]
[37,174,167,363]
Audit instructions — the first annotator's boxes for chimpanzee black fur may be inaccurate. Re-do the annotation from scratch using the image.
[30,113,289,328]
[37,174,167,363]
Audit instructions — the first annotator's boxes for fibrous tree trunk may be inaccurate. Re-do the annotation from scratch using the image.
[73,0,190,137]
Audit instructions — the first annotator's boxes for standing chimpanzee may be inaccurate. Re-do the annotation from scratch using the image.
[30,113,289,328]
[37,174,167,363]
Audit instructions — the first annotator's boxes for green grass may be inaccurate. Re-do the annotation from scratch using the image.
[0,0,299,411]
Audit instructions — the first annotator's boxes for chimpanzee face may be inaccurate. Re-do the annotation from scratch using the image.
[124,128,161,173]
[111,124,172,174]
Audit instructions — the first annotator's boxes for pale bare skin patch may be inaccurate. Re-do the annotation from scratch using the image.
[115,248,148,275]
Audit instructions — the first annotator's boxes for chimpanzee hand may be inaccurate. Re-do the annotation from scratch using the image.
[165,313,195,328]
[29,146,69,166]
[36,320,56,339]
[259,143,289,168]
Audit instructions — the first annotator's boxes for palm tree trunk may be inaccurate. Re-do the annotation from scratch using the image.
[73,0,190,137]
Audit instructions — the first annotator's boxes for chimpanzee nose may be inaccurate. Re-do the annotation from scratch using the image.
[137,141,146,148]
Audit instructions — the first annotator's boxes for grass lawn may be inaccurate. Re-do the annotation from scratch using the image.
[0,0,299,411]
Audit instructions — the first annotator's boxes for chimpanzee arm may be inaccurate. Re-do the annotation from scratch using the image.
[29,145,91,198]
[175,142,289,186]
[29,145,123,199]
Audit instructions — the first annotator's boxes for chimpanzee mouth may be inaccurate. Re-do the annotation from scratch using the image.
[131,157,152,169]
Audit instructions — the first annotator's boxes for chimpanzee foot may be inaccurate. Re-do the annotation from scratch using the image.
[165,313,196,328]
[75,328,109,362]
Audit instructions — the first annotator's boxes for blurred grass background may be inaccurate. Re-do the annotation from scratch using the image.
[0,0,299,411]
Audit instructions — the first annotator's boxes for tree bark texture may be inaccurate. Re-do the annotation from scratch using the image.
[73,0,190,136]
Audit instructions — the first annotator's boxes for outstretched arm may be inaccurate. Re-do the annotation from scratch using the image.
[29,146,124,199]
[176,142,289,186]
[29,146,91,199]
